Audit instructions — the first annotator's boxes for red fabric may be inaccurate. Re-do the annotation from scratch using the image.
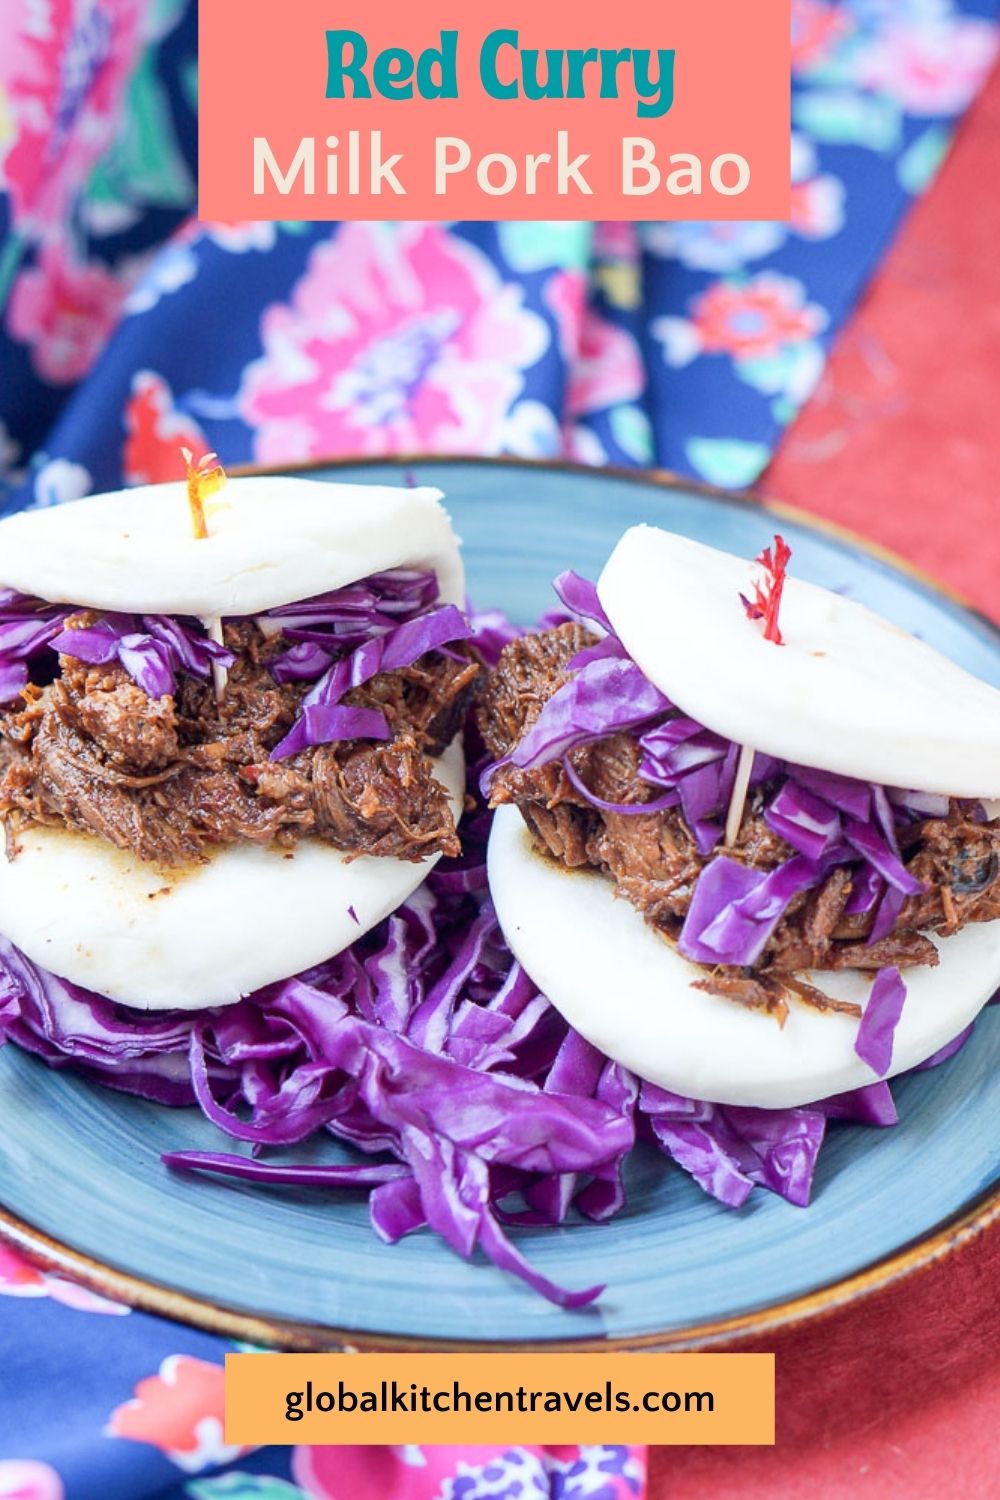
[649,58,1000,1500]
[762,64,1000,624]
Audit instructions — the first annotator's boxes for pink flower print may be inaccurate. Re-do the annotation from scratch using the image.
[123,370,210,486]
[0,1244,126,1314]
[3,0,145,241]
[6,242,126,384]
[854,19,998,116]
[592,222,639,262]
[293,1445,646,1500]
[790,172,846,239]
[294,1446,531,1500]
[567,308,645,418]
[107,1354,245,1473]
[791,0,853,74]
[295,1444,439,1499]
[0,1245,47,1296]
[689,274,826,361]
[544,268,587,359]
[239,224,548,464]
[0,1460,64,1500]
[789,134,845,243]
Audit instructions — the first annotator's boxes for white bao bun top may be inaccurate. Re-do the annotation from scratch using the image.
[597,526,1000,798]
[0,741,465,1011]
[0,477,464,616]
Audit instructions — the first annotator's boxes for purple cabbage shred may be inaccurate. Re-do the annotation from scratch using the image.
[1,571,471,761]
[0,599,978,1305]
[50,614,234,700]
[269,591,472,760]
[0,771,974,1308]
[854,966,907,1076]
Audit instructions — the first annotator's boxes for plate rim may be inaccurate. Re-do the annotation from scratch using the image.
[3,453,998,1351]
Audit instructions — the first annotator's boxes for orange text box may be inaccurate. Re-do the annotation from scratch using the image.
[199,0,790,221]
[225,1352,775,1445]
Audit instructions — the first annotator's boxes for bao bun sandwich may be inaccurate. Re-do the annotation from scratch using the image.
[0,470,474,1011]
[481,527,1000,1109]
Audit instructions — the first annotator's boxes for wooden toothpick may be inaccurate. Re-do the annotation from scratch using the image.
[726,537,792,844]
[724,742,755,847]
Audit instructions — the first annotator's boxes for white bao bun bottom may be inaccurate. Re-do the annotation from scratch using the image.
[488,805,1000,1109]
[0,740,464,1012]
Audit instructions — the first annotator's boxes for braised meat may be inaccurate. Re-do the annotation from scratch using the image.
[479,624,1000,1004]
[0,614,478,866]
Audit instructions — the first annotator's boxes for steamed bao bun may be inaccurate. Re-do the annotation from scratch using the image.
[488,526,1000,1109]
[0,477,466,1010]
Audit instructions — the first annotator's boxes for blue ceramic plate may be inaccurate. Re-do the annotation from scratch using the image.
[1,459,998,1349]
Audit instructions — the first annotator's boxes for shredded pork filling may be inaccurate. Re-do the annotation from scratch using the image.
[0,614,478,866]
[479,622,1000,1011]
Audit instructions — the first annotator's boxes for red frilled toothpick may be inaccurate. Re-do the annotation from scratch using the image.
[726,536,792,846]
[741,534,792,646]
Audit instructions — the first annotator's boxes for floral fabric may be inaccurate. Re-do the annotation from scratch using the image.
[0,1237,647,1496]
[0,0,998,1494]
[0,0,997,509]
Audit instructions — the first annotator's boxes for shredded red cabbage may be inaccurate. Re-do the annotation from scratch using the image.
[854,966,907,1076]
[765,781,842,862]
[0,598,978,1304]
[0,661,28,704]
[640,1083,829,1209]
[843,863,883,916]
[868,884,906,946]
[0,593,71,702]
[464,608,520,670]
[270,599,472,760]
[2,571,471,761]
[820,1080,897,1126]
[552,570,614,635]
[264,568,438,634]
[3,604,232,704]
[889,788,951,819]
[265,573,473,757]
[506,656,671,775]
[842,815,924,897]
[679,855,819,967]
[560,755,680,818]
[913,1024,974,1071]
[49,613,234,700]
[267,705,391,760]
[786,764,872,821]
[0,777,971,1306]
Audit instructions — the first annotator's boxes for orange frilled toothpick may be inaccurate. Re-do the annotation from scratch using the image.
[725,536,792,846]
[181,447,229,701]
[182,447,226,538]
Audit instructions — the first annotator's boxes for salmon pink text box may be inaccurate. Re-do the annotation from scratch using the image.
[199,0,790,221]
